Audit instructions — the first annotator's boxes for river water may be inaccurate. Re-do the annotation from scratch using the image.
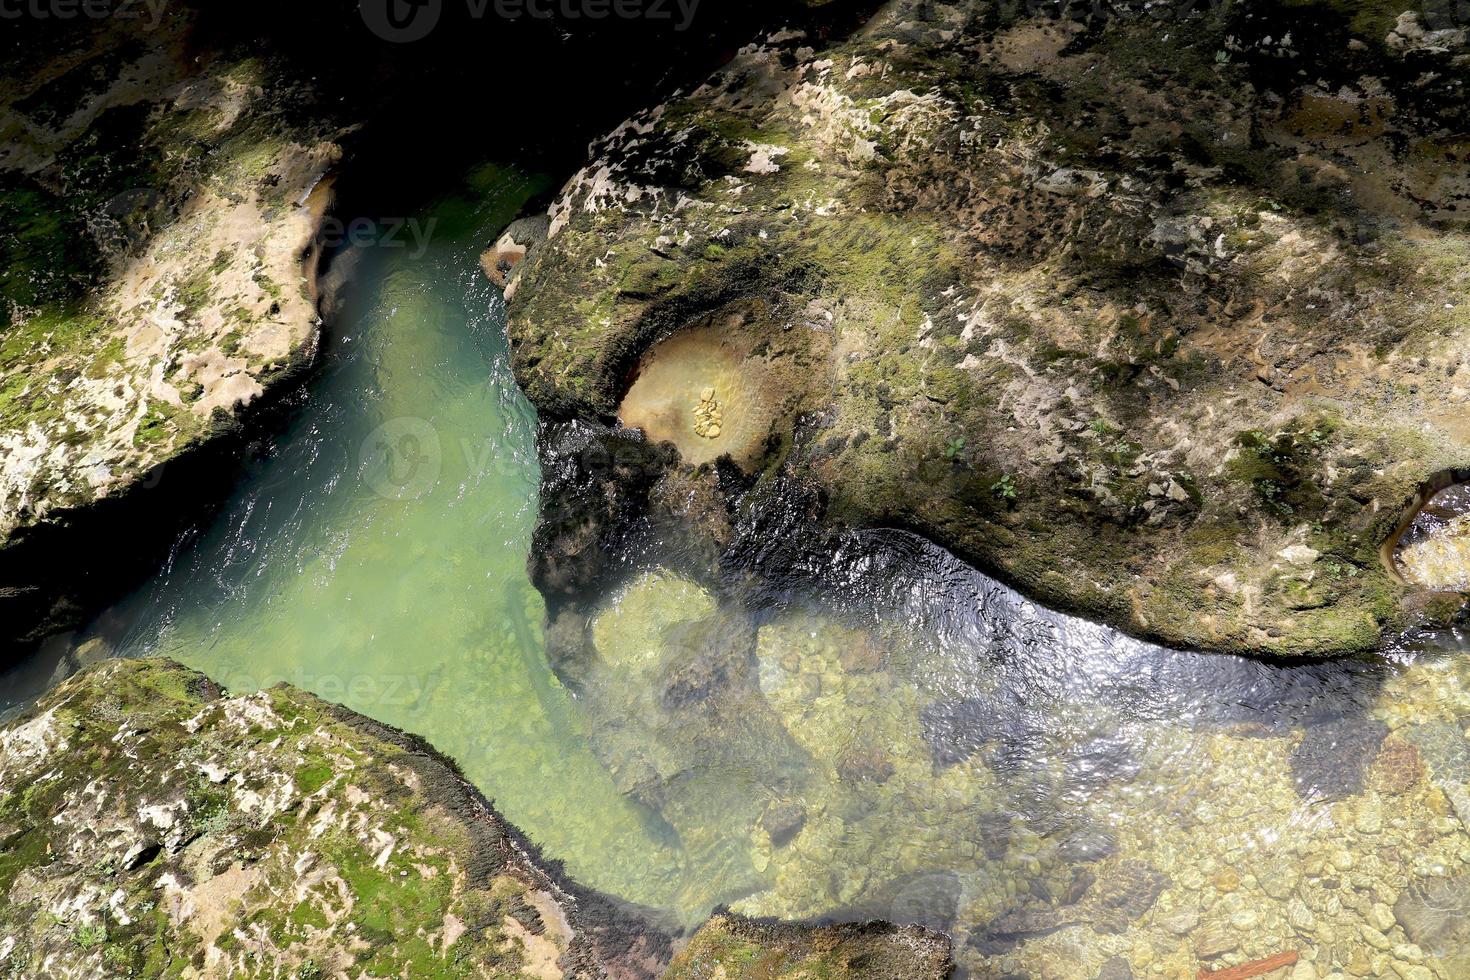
[4,165,1470,977]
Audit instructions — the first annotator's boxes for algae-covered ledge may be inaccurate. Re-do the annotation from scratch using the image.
[505,0,1470,658]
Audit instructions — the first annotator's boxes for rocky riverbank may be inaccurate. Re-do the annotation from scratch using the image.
[0,658,952,978]
[0,8,345,650]
[506,0,1470,657]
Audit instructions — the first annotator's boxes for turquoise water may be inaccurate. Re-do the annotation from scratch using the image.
[30,164,689,914]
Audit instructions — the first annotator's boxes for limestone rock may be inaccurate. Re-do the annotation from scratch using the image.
[506,0,1470,658]
[0,11,344,651]
[0,659,668,978]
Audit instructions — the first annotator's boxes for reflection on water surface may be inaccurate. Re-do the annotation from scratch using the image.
[4,167,1469,976]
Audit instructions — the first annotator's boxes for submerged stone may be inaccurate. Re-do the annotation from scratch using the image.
[665,913,950,980]
[983,860,1167,941]
[1289,715,1389,802]
[591,570,716,670]
[1401,721,1470,781]
[761,800,807,848]
[1370,734,1427,796]
[1395,873,1470,964]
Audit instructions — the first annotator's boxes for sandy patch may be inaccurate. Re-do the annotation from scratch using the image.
[618,327,783,468]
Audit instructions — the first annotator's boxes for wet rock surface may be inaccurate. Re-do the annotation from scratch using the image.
[665,912,952,980]
[1395,484,1470,590]
[507,0,1470,657]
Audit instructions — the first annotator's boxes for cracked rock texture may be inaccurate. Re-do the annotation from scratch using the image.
[507,0,1470,657]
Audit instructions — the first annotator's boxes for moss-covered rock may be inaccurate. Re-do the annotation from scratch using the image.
[0,10,345,647]
[0,658,678,977]
[507,0,1470,656]
[0,658,951,978]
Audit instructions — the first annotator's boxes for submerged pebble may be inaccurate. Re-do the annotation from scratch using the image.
[693,386,724,439]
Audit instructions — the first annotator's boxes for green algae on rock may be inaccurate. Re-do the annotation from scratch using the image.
[0,658,672,978]
[506,0,1470,656]
[0,10,345,648]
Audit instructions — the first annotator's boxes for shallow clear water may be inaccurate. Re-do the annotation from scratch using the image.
[1398,483,1470,590]
[5,166,1470,975]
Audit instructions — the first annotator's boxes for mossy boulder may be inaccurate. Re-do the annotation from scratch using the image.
[507,0,1470,657]
[0,658,677,978]
[0,10,345,648]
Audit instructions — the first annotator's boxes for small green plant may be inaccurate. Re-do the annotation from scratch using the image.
[943,437,966,460]
[1256,479,1289,514]
[102,944,135,968]
[990,474,1017,502]
[71,922,108,949]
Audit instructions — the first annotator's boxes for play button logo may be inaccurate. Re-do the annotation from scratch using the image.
[360,0,443,42]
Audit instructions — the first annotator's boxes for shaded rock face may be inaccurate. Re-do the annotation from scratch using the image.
[0,659,672,979]
[507,0,1470,657]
